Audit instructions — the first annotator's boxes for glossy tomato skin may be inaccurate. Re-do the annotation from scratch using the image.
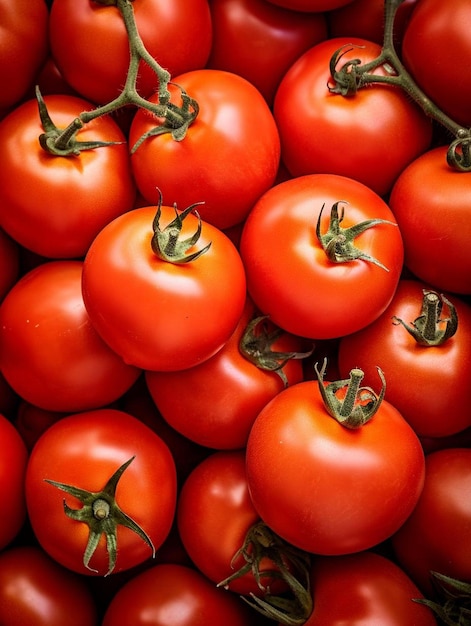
[389,146,471,295]
[392,448,471,597]
[206,0,327,106]
[49,0,212,105]
[246,379,425,555]
[0,228,19,303]
[25,409,177,576]
[0,95,136,259]
[145,297,307,449]
[0,261,140,412]
[0,545,98,626]
[274,37,432,196]
[239,173,404,340]
[338,279,471,438]
[298,551,437,625]
[0,413,28,550]
[101,563,259,626]
[129,70,281,230]
[82,205,247,371]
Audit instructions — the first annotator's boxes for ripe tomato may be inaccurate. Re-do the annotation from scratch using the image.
[0,261,140,412]
[0,228,19,303]
[82,203,247,371]
[129,70,280,230]
[245,374,425,555]
[25,408,177,576]
[389,146,471,295]
[338,279,471,438]
[0,95,136,259]
[0,545,98,626]
[0,413,28,550]
[274,37,432,196]
[49,0,212,105]
[239,173,404,340]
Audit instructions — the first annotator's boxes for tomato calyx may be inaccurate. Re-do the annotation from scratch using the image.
[45,456,155,576]
[414,571,471,625]
[151,192,211,263]
[316,201,395,271]
[240,315,314,387]
[217,521,313,626]
[392,290,458,346]
[315,358,386,429]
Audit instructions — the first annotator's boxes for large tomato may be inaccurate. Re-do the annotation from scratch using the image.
[25,408,177,576]
[274,37,432,196]
[82,203,247,371]
[0,95,136,259]
[49,0,213,105]
[239,173,404,340]
[129,70,281,230]
[0,261,140,412]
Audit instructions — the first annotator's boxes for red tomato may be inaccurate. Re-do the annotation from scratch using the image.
[0,261,140,412]
[82,204,247,371]
[102,563,259,626]
[245,375,425,555]
[0,95,136,259]
[25,409,177,576]
[297,551,437,625]
[338,279,471,438]
[0,228,19,303]
[389,146,471,294]
[0,413,28,550]
[274,37,432,196]
[129,70,280,230]
[49,0,213,104]
[392,447,471,597]
[0,545,98,626]
[206,0,327,105]
[146,297,309,449]
[239,174,404,340]
[402,0,471,127]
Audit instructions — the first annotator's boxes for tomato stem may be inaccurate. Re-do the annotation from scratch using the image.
[328,0,471,171]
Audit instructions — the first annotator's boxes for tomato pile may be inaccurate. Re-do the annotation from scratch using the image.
[1,0,471,624]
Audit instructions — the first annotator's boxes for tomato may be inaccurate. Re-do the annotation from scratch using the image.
[49,0,212,105]
[129,70,280,230]
[0,95,136,259]
[274,37,432,196]
[0,228,20,303]
[25,408,177,576]
[389,146,471,295]
[146,297,309,449]
[0,413,28,550]
[0,545,98,626]
[102,563,260,626]
[206,0,327,105]
[338,279,471,438]
[402,0,471,127]
[239,174,404,340]
[297,551,437,625]
[82,203,247,371]
[0,0,49,115]
[0,261,140,412]
[245,372,425,555]
[392,448,471,597]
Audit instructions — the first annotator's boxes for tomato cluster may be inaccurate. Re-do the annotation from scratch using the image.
[0,0,470,624]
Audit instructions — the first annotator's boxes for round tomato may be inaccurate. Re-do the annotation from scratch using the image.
[274,37,432,196]
[389,146,471,295]
[0,413,28,550]
[0,228,19,303]
[49,0,212,105]
[0,261,140,412]
[0,95,136,259]
[25,408,177,576]
[129,70,280,230]
[82,203,247,371]
[239,173,404,340]
[245,372,425,555]
[0,545,98,626]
